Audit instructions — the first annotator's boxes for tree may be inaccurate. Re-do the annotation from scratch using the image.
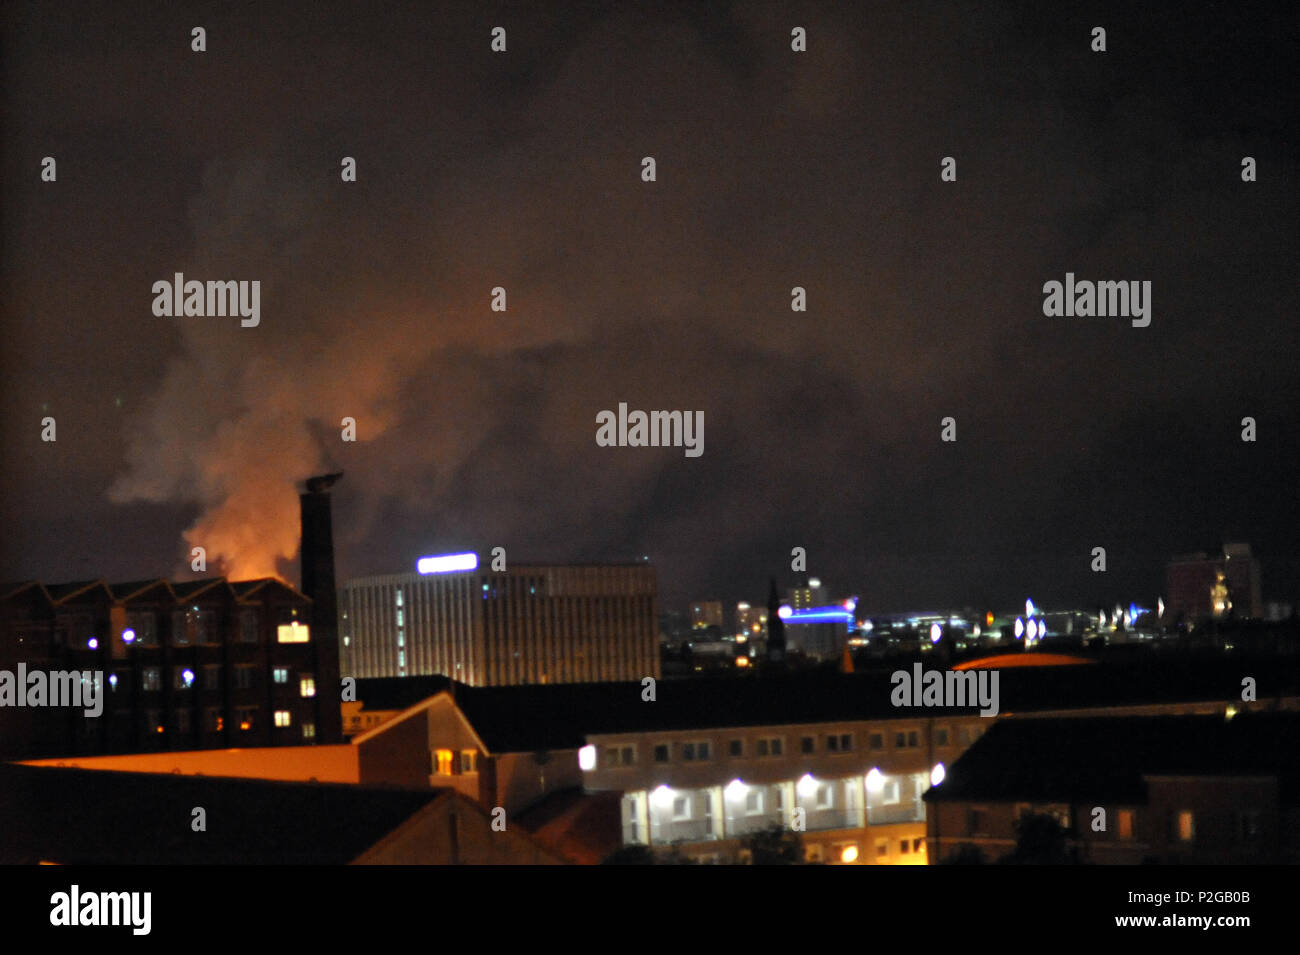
[740,824,803,864]
[999,812,1079,864]
[939,844,986,865]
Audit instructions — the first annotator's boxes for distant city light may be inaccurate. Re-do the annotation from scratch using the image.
[735,656,750,668]
[578,745,596,771]
[1025,598,1036,617]
[1026,619,1038,641]
[1158,597,1165,618]
[417,552,479,575]
[843,598,857,611]
[929,623,942,644]
[931,763,946,786]
[1014,618,1024,639]
[808,578,821,588]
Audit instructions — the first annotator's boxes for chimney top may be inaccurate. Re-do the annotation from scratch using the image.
[303,472,344,494]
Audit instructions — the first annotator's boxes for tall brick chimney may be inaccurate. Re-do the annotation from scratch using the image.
[300,472,343,742]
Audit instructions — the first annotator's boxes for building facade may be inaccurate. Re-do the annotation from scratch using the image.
[339,562,660,685]
[0,576,341,759]
[1166,543,1263,622]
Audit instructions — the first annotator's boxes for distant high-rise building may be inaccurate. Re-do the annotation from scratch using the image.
[340,560,659,686]
[690,600,724,631]
[1166,543,1262,621]
[735,601,768,641]
[788,577,828,610]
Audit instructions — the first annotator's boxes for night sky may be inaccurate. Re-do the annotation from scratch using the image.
[3,1,1297,614]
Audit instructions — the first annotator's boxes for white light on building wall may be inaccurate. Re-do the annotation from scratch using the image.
[578,745,596,771]
[797,773,818,799]
[651,785,675,809]
[122,629,135,643]
[930,763,946,786]
[725,779,748,801]
[778,605,792,619]
[840,845,859,863]
[865,768,884,793]
[87,638,98,650]
[416,552,479,575]
[929,623,942,644]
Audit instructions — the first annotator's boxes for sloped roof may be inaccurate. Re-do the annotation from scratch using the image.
[925,711,1300,805]
[355,657,1300,753]
[0,763,444,864]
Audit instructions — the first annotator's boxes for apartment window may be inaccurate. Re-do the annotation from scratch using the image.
[141,667,161,692]
[728,739,743,757]
[174,709,191,733]
[881,779,901,805]
[682,741,711,762]
[1176,811,1195,843]
[801,736,815,754]
[145,709,162,734]
[239,610,259,643]
[900,839,911,854]
[273,668,289,684]
[1239,811,1260,842]
[302,723,316,740]
[299,675,316,698]
[173,667,195,690]
[434,749,454,775]
[745,790,764,815]
[274,710,291,727]
[876,839,888,858]
[913,838,925,853]
[958,727,971,745]
[233,666,255,690]
[125,611,158,646]
[869,732,883,749]
[756,737,783,757]
[908,731,919,747]
[969,808,986,836]
[204,708,223,732]
[672,797,691,821]
[816,786,834,810]
[804,844,825,863]
[1118,809,1135,841]
[653,744,670,763]
[202,665,221,691]
[235,707,256,731]
[276,621,310,644]
[827,733,851,752]
[894,732,906,747]
[825,734,838,752]
[460,750,478,773]
[935,728,950,747]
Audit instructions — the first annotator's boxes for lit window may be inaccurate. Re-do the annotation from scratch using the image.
[273,668,289,684]
[274,710,291,727]
[276,621,310,643]
[302,723,316,740]
[299,675,316,697]
[1177,811,1195,843]
[459,750,477,773]
[141,668,161,692]
[236,707,255,731]
[435,749,454,775]
[1118,809,1134,840]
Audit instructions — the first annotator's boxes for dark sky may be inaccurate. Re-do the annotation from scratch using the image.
[3,1,1297,615]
